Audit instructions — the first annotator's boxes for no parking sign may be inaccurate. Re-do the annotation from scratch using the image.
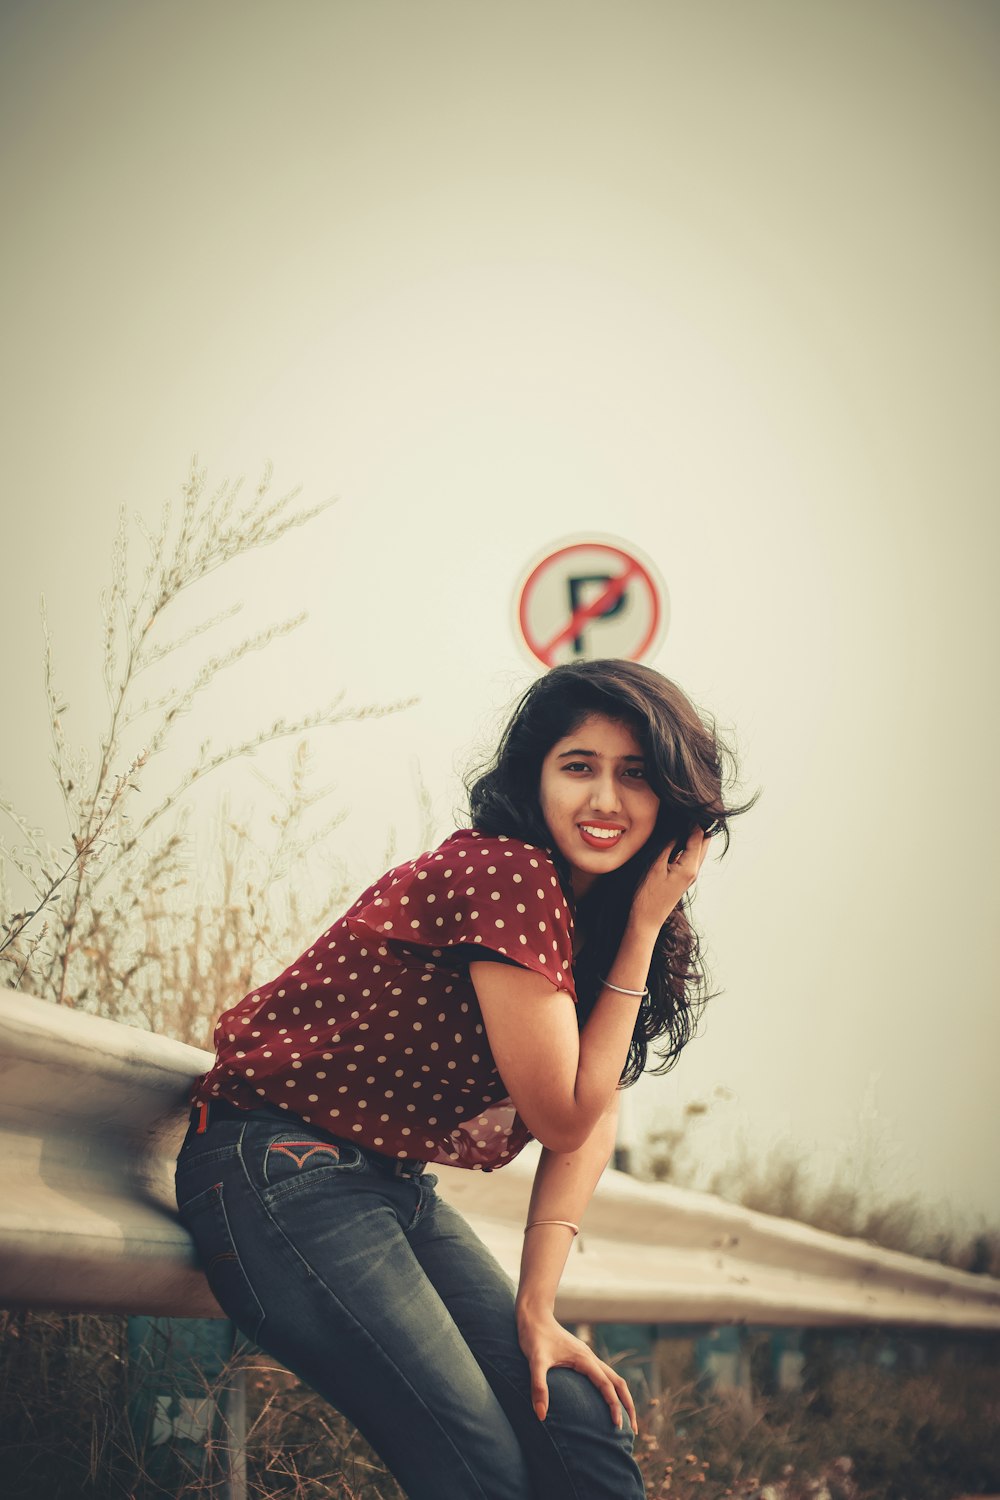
[514,537,668,668]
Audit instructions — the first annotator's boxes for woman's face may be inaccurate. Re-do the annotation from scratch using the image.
[538,713,661,897]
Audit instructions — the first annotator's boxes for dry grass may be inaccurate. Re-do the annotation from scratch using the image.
[634,1333,1000,1499]
[2,1310,998,1499]
[637,1105,1000,1497]
[0,459,413,1029]
[0,460,416,1493]
[645,1102,1000,1281]
[0,1310,406,1500]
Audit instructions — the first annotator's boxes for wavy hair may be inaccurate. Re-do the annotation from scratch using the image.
[466,659,756,1084]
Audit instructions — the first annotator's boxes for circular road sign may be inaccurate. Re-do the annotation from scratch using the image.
[515,537,668,668]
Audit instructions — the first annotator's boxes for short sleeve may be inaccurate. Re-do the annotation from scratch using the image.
[346,831,577,1001]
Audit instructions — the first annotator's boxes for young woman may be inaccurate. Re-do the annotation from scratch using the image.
[175,659,750,1500]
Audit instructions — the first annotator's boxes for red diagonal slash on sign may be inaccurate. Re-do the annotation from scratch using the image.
[537,561,641,666]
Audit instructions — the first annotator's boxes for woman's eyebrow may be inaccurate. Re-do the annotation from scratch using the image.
[557,749,645,762]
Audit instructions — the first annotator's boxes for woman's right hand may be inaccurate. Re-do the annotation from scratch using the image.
[628,825,712,935]
[516,1306,638,1434]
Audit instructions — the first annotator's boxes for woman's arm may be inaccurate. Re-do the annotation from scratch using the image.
[514,1095,637,1430]
[470,827,709,1153]
[474,914,655,1153]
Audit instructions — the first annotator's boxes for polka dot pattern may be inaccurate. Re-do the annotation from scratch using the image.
[191,830,577,1171]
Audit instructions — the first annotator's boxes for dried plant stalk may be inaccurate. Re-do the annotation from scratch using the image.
[0,458,414,1037]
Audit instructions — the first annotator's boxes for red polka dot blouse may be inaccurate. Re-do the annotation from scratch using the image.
[190,830,578,1170]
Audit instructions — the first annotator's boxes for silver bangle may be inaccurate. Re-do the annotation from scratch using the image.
[600,978,649,999]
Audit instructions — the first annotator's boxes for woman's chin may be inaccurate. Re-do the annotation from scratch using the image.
[565,846,633,890]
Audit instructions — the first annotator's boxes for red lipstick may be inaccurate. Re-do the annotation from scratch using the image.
[577,823,626,851]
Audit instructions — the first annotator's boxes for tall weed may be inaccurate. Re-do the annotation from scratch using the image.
[0,460,412,1039]
[645,1099,1000,1279]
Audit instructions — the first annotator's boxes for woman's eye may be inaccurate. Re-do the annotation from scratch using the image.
[563,762,591,774]
[623,768,647,781]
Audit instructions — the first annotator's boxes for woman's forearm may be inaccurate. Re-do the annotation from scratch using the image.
[475,920,658,1153]
[515,1099,620,1324]
[570,916,658,1128]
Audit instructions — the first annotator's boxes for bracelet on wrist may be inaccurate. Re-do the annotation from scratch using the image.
[599,977,649,999]
[524,1219,580,1237]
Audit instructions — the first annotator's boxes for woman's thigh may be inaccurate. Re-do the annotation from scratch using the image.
[175,1116,532,1500]
[409,1196,646,1500]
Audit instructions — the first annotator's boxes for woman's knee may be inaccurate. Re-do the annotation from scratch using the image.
[523,1368,644,1499]
[545,1365,635,1444]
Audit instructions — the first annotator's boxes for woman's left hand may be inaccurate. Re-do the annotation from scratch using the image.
[516,1308,638,1434]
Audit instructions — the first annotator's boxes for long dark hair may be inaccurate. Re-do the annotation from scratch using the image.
[466,659,756,1083]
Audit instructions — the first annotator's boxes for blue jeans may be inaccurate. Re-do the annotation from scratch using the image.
[174,1105,645,1500]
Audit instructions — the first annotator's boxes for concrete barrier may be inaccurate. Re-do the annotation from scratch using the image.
[2,986,999,1329]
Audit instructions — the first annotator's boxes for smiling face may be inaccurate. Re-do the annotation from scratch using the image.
[538,712,661,897]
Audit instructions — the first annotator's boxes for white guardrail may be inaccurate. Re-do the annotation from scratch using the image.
[2,986,999,1330]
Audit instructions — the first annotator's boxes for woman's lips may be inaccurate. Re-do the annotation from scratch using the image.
[577,823,626,851]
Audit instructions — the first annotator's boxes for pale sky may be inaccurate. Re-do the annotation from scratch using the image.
[2,0,998,1227]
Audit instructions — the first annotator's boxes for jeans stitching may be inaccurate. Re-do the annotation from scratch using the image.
[269,1142,344,1168]
[408,1171,442,1230]
[180,1178,266,1344]
[176,1139,241,1171]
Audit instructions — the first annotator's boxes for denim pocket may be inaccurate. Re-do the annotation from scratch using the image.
[261,1133,365,1199]
[178,1180,265,1344]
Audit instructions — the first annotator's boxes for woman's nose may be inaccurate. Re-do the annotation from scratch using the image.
[588,775,622,814]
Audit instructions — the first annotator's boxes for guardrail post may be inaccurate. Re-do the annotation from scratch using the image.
[126,1315,246,1499]
[594,1322,659,1407]
[694,1325,752,1400]
[769,1327,806,1392]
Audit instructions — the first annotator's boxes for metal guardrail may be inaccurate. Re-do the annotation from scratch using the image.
[2,985,999,1330]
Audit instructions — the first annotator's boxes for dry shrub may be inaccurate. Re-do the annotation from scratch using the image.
[634,1334,1000,1500]
[238,1360,404,1500]
[0,463,416,1497]
[646,1104,1000,1279]
[0,1310,405,1500]
[4,1310,997,1499]
[1,459,413,1027]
